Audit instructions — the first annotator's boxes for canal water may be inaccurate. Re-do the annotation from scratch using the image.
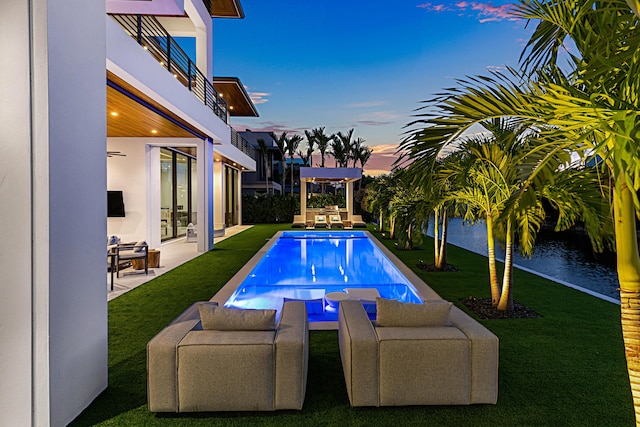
[427,218,620,302]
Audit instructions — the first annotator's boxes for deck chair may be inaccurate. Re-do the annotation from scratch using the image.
[114,241,148,277]
[314,215,328,228]
[329,214,343,229]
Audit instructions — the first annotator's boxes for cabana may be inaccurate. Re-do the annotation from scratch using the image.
[297,167,363,227]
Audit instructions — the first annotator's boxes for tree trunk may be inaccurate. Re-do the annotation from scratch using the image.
[615,185,640,424]
[497,219,514,311]
[486,215,500,307]
[290,157,295,196]
[433,210,441,268]
[440,212,448,266]
[379,211,384,233]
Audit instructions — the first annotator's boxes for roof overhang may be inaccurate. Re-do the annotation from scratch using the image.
[213,77,259,117]
[211,0,244,18]
[300,167,363,183]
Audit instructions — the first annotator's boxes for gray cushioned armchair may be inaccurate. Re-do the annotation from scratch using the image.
[338,299,498,407]
[147,301,309,412]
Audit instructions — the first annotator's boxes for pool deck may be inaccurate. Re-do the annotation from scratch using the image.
[211,230,442,330]
[108,225,253,301]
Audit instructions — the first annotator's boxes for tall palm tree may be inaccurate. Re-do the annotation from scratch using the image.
[350,137,366,167]
[312,127,331,167]
[273,131,289,193]
[256,138,271,194]
[332,129,354,167]
[400,0,639,415]
[286,134,302,196]
[364,174,397,233]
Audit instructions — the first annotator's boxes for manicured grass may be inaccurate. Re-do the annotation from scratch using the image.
[71,225,634,426]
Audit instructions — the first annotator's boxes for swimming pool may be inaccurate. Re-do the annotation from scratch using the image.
[224,231,423,322]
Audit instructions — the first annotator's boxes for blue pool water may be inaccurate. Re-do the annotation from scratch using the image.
[224,231,423,322]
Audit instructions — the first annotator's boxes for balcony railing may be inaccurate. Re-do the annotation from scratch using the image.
[110,14,228,124]
[231,128,256,159]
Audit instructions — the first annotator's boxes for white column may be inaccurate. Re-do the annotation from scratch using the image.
[197,138,215,251]
[1,1,108,425]
[185,0,213,80]
[237,171,243,226]
[213,160,225,236]
[147,146,162,249]
[300,178,307,219]
[346,181,354,219]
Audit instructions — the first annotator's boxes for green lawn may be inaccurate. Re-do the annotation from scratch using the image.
[71,224,634,426]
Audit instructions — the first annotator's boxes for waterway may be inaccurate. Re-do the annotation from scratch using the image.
[428,218,620,302]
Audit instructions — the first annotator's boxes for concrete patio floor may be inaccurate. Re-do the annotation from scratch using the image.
[107,225,253,301]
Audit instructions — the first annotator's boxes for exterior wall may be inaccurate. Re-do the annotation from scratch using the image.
[1,0,108,426]
[107,139,149,244]
[106,0,185,15]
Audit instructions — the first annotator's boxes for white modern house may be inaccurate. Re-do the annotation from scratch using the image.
[1,0,257,425]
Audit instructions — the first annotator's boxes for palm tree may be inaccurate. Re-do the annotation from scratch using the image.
[364,174,397,233]
[312,127,331,167]
[273,132,289,192]
[400,0,640,415]
[286,134,302,196]
[332,129,354,167]
[256,138,271,194]
[350,137,366,167]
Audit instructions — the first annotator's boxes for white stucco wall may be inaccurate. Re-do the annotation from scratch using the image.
[1,1,108,426]
[107,139,149,244]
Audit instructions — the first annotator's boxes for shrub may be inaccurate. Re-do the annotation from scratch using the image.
[242,194,299,223]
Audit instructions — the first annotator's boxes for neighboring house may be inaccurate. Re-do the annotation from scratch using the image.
[2,1,258,425]
[239,130,284,195]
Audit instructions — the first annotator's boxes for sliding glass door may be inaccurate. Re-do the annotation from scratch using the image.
[160,148,197,241]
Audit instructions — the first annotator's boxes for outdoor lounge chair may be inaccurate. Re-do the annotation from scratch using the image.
[338,298,498,407]
[314,215,328,228]
[114,241,148,277]
[147,301,309,412]
[292,215,306,228]
[351,215,366,228]
[329,214,343,228]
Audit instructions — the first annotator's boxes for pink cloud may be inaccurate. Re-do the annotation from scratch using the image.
[417,1,519,23]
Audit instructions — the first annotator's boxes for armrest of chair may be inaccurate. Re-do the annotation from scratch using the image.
[449,306,499,404]
[147,303,201,412]
[274,301,309,410]
[338,299,379,407]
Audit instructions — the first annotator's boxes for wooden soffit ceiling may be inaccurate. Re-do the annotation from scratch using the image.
[107,71,201,138]
[213,77,259,117]
[211,0,244,18]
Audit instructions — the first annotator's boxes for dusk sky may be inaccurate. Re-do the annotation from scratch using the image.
[213,1,531,175]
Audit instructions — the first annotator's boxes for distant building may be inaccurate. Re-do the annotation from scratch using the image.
[239,130,284,195]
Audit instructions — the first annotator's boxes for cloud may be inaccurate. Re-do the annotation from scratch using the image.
[249,92,270,105]
[486,65,506,73]
[417,1,519,23]
[353,111,404,127]
[344,101,388,108]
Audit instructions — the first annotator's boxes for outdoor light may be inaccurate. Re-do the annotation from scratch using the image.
[151,129,158,134]
[110,112,118,117]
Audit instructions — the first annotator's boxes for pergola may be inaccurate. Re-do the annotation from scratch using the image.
[299,167,362,220]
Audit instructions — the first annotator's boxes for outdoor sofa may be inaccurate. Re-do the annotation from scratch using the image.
[147,301,309,412]
[338,298,498,406]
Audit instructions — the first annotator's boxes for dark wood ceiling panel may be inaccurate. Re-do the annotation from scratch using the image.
[211,0,244,18]
[213,77,259,117]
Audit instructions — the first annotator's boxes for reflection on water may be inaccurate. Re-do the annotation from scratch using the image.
[428,218,620,300]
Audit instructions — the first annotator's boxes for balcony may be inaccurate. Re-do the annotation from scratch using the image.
[231,128,255,159]
[109,14,228,124]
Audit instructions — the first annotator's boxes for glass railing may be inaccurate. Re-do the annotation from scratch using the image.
[110,14,228,124]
